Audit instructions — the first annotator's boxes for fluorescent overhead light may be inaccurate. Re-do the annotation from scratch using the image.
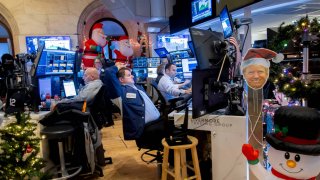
[147,27,161,33]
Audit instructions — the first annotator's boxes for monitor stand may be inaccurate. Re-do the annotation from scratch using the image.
[165,105,191,146]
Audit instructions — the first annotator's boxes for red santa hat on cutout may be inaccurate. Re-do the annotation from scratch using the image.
[240,48,284,72]
[92,23,103,31]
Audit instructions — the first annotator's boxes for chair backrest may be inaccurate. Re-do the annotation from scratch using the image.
[87,85,114,129]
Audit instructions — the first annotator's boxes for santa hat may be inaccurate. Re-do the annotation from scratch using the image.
[240,48,284,72]
[266,106,320,155]
[119,36,129,41]
[92,23,103,31]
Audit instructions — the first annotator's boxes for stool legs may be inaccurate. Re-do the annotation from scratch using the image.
[162,147,169,180]
[191,147,201,180]
[180,150,187,179]
[58,141,68,177]
[174,150,181,180]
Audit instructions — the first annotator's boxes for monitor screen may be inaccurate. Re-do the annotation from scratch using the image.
[147,57,161,68]
[132,67,148,82]
[38,77,52,101]
[147,68,157,78]
[189,27,228,70]
[192,68,229,118]
[182,58,198,79]
[63,80,77,98]
[219,5,234,39]
[36,49,76,76]
[154,48,169,58]
[191,0,212,23]
[26,36,71,54]
[132,57,148,68]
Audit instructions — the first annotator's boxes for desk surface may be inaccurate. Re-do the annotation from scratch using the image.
[169,110,248,180]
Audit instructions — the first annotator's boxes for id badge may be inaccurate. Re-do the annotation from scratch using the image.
[126,93,136,99]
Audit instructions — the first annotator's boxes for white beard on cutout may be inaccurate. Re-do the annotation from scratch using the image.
[92,29,107,47]
[119,40,133,57]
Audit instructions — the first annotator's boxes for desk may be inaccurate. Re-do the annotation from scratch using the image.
[0,111,53,171]
[169,110,248,180]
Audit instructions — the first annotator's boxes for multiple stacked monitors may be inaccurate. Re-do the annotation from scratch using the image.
[191,0,213,23]
[36,49,76,76]
[219,5,234,39]
[189,27,231,118]
[132,57,162,82]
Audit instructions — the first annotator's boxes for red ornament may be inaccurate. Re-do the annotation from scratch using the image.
[26,144,32,153]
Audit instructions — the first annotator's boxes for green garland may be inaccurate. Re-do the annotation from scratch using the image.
[268,16,320,99]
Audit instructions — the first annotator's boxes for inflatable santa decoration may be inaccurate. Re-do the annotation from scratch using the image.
[82,23,107,69]
[242,106,320,180]
[113,36,133,66]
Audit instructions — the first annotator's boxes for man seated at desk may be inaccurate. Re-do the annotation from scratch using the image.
[103,62,165,143]
[59,67,102,104]
[157,63,192,103]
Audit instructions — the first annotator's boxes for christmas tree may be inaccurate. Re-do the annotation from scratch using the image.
[0,112,46,179]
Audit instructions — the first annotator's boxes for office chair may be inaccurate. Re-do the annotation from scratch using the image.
[87,85,114,129]
[86,85,114,174]
[136,81,185,165]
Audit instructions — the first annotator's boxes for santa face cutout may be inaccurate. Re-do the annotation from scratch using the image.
[92,28,107,47]
[268,146,320,179]
[119,39,133,57]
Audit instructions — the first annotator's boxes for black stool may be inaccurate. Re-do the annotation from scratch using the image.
[41,124,82,179]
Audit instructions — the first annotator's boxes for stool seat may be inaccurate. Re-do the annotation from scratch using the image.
[161,135,201,180]
[41,124,81,179]
[41,124,76,140]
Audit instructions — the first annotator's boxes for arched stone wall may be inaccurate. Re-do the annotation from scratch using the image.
[0,3,19,54]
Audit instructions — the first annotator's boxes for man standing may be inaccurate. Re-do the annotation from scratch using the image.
[104,63,164,143]
[157,63,191,101]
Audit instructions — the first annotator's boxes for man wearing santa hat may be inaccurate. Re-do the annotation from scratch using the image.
[82,23,107,69]
[241,48,283,90]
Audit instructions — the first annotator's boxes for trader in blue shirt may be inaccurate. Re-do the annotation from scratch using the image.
[104,62,165,143]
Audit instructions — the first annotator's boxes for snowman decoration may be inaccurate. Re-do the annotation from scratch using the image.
[242,106,320,180]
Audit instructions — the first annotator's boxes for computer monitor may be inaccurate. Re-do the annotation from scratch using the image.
[36,49,76,76]
[219,5,234,39]
[154,47,169,58]
[192,68,229,119]
[182,58,198,79]
[147,68,157,78]
[63,80,77,98]
[132,67,147,82]
[191,0,213,23]
[38,77,52,101]
[189,27,228,70]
